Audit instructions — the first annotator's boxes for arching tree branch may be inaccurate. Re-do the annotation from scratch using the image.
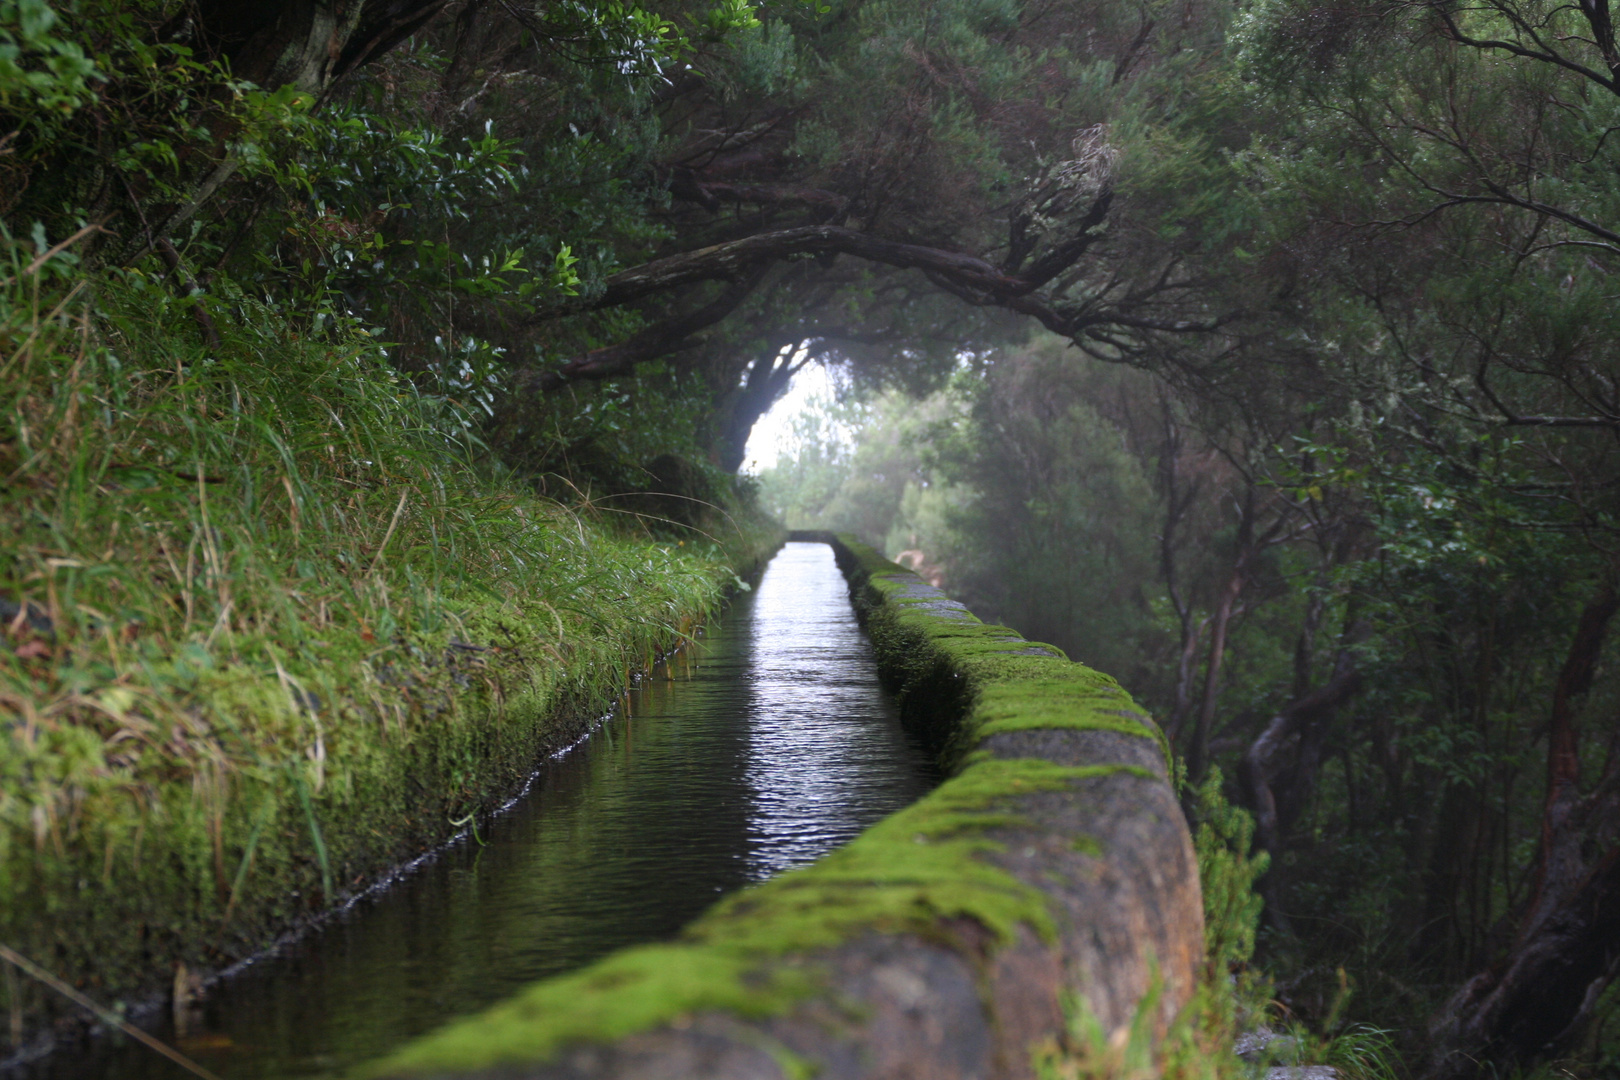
[514,272,764,395]
[563,225,1037,314]
[529,205,1229,373]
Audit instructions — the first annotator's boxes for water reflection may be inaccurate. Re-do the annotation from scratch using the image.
[743,543,933,877]
[30,542,937,1080]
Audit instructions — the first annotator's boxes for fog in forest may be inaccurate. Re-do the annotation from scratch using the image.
[7,1,1620,1077]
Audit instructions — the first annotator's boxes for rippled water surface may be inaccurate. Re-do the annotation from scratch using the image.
[32,542,937,1080]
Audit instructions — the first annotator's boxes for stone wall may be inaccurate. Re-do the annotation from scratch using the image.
[367,535,1203,1080]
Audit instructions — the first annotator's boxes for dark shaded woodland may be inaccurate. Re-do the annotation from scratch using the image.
[7,1,1620,1076]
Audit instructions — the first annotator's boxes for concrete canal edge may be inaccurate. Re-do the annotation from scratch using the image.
[365,534,1204,1080]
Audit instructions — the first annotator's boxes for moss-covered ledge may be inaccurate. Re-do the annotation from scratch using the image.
[363,535,1203,1080]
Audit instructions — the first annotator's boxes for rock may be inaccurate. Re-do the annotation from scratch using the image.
[1235,1026,1277,1060]
[1236,1025,1308,1065]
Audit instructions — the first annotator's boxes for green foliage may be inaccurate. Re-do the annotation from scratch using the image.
[753,388,859,524]
[1033,978,1253,1080]
[753,385,964,549]
[930,341,1163,679]
[824,390,964,547]
[4,0,754,483]
[1192,766,1267,976]
[498,361,731,503]
[4,3,228,229]
[1322,1025,1402,1080]
[0,0,100,115]
[1034,985,1172,1080]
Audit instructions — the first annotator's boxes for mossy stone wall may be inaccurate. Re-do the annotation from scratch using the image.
[367,535,1203,1080]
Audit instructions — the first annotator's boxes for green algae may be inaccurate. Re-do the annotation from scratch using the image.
[364,536,1172,1076]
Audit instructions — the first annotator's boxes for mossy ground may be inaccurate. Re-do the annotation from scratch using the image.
[0,268,779,1052]
[367,535,1170,1077]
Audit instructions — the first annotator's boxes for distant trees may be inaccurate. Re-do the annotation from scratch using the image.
[920,338,1164,682]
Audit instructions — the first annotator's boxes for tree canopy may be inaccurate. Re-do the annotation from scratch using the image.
[10,0,1620,1074]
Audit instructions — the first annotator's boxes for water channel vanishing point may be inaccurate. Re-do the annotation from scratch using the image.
[27,541,940,1080]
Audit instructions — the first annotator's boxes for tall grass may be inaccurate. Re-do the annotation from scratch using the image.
[0,247,771,1048]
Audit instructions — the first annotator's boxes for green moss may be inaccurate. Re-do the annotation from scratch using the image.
[754,1038,817,1080]
[365,536,1171,1076]
[970,682,1158,740]
[371,948,800,1075]
[835,538,1168,771]
[698,758,1138,954]
[368,757,1133,1077]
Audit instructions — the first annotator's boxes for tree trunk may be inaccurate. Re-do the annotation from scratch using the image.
[1240,643,1363,859]
[1156,397,1205,741]
[714,344,810,473]
[186,0,447,96]
[1238,633,1363,931]
[1425,582,1620,1079]
[1187,566,1242,782]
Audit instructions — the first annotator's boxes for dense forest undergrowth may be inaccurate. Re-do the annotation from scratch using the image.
[5,0,1620,1076]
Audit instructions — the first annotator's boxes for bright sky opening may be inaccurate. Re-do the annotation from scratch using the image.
[740,361,837,474]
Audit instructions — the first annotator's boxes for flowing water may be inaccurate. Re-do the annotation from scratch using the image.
[27,541,937,1080]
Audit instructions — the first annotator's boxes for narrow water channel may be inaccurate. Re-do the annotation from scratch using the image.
[30,542,937,1080]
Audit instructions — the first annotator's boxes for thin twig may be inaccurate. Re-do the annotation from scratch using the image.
[0,942,224,1080]
[368,490,410,575]
[0,223,104,286]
